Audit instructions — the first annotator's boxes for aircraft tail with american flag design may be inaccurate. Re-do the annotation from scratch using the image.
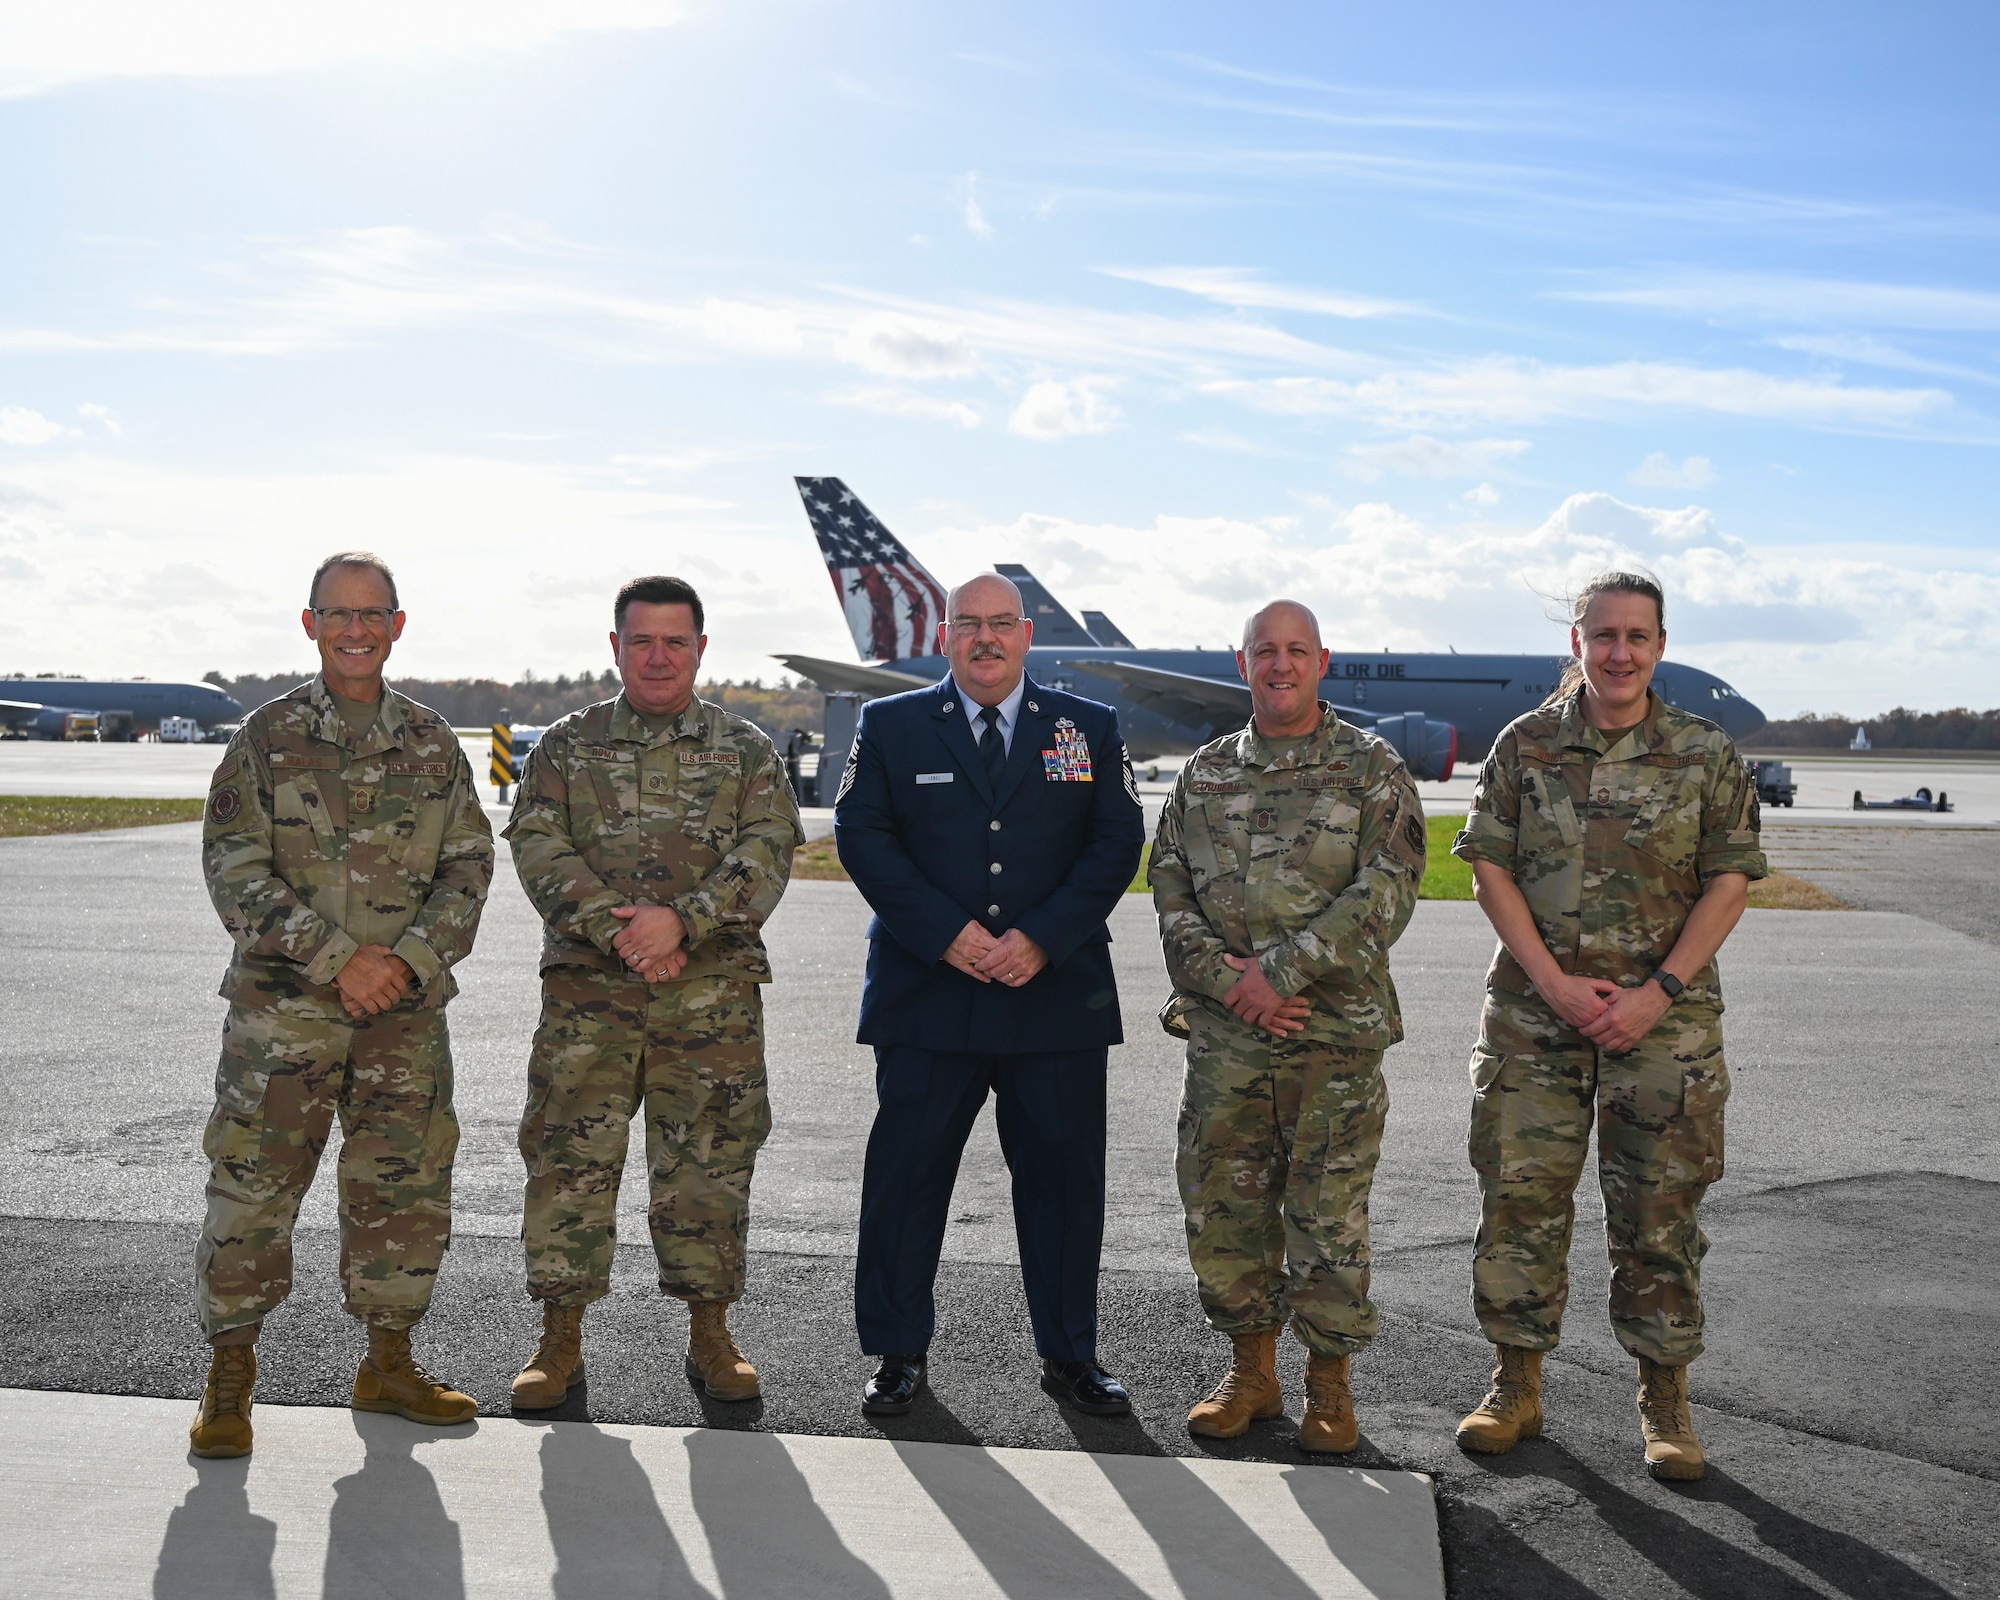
[794,476,948,662]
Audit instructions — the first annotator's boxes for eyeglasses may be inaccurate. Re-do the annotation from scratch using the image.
[312,607,396,629]
[948,614,1022,637]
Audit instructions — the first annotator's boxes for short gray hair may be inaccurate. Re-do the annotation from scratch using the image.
[309,551,399,611]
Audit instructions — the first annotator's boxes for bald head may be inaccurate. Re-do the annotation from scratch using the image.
[1242,599,1322,653]
[948,571,1024,615]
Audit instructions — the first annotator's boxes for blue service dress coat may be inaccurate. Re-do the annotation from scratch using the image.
[834,673,1145,1053]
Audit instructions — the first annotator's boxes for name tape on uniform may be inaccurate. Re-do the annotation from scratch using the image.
[915,772,954,785]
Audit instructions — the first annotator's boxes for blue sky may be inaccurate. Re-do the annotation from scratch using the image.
[2,1,1997,714]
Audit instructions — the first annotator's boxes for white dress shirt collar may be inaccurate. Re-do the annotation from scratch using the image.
[953,673,1028,754]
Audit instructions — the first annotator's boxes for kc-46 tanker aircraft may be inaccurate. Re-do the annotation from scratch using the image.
[776,478,1766,780]
[0,678,246,739]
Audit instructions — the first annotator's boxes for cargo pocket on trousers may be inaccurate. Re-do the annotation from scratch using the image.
[1466,1044,1508,1180]
[1679,1063,1728,1189]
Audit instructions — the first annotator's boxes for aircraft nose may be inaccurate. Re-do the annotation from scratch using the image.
[1731,695,1768,741]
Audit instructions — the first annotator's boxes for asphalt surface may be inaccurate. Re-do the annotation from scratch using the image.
[1763,823,2000,945]
[3,818,1998,1597]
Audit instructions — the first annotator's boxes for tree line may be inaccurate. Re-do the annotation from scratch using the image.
[1754,708,2000,751]
[203,671,827,737]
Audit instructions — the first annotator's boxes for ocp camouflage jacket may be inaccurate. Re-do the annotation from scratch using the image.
[202,676,494,1018]
[1151,704,1427,1048]
[1451,688,1767,1006]
[504,693,804,982]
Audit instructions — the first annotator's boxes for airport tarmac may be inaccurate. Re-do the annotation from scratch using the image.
[2,820,1995,1596]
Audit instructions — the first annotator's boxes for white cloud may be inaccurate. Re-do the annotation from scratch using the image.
[1464,482,1501,507]
[824,388,981,428]
[898,490,2000,714]
[1341,434,1530,481]
[834,313,976,378]
[0,2,691,95]
[1563,274,2000,331]
[77,402,121,435]
[1631,452,1715,488]
[0,407,72,445]
[1009,379,1122,441]
[959,173,995,239]
[1098,266,1415,319]
[1210,358,1957,432]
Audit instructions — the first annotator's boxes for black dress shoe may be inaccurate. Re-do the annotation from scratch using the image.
[1041,1359,1131,1416]
[862,1354,927,1416]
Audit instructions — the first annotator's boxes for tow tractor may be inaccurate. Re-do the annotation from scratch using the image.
[1748,759,1796,807]
[1852,786,1953,813]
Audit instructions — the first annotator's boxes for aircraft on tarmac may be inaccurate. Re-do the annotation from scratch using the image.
[0,678,246,740]
[776,478,1768,780]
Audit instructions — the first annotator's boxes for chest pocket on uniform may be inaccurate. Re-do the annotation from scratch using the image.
[1623,756,1706,876]
[1185,784,1247,891]
[1516,762,1581,861]
[573,744,636,837]
[1294,779,1363,882]
[678,754,744,852]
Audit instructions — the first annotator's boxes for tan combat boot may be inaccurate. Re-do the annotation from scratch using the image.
[1187,1328,1283,1439]
[352,1326,478,1425]
[1300,1351,1360,1454]
[189,1345,257,1459]
[1457,1345,1545,1455]
[511,1302,586,1410]
[686,1301,760,1401]
[1637,1357,1705,1481]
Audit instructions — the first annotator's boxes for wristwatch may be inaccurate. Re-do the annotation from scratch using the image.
[1648,968,1684,999]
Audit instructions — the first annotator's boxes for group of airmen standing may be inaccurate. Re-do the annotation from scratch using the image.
[189,552,1763,1490]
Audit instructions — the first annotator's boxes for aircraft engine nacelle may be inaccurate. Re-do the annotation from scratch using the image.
[1368,713,1458,782]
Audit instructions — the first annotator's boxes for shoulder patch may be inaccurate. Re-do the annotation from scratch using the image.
[208,787,242,825]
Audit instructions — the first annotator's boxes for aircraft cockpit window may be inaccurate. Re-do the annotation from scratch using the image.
[1709,685,1739,699]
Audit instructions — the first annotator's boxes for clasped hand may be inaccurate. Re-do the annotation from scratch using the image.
[335,945,416,1019]
[1221,954,1312,1038]
[944,921,1048,988]
[612,904,688,982]
[1543,971,1671,1053]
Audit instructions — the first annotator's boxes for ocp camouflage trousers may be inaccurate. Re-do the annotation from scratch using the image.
[197,1003,459,1339]
[519,966,769,1307]
[1176,1008,1388,1358]
[1468,991,1729,1365]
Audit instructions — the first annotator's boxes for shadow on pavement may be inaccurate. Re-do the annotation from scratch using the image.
[152,1455,277,1600]
[322,1413,467,1599]
[892,1436,1155,1600]
[1690,1466,1961,1600]
[1095,1453,1321,1600]
[534,1420,715,1600]
[686,1428,891,1597]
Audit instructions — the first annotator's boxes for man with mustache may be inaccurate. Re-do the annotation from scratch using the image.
[1151,599,1427,1453]
[834,570,1145,1417]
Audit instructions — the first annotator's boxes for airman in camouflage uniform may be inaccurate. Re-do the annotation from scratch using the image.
[1152,600,1426,1454]
[506,576,803,1410]
[1451,572,1764,1481]
[191,553,493,1459]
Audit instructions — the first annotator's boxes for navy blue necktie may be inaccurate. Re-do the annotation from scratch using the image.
[978,704,1006,786]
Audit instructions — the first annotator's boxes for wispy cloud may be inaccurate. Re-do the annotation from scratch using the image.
[824,387,981,429]
[0,407,74,445]
[1341,434,1531,482]
[1211,358,1959,434]
[1630,452,1716,489]
[0,2,692,97]
[1097,265,1416,319]
[1563,273,2000,329]
[958,172,995,239]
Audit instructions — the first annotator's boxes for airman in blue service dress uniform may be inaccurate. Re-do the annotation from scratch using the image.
[835,571,1146,1416]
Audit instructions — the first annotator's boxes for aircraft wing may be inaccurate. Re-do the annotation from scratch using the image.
[1057,659,1252,727]
[772,654,936,699]
[0,699,42,712]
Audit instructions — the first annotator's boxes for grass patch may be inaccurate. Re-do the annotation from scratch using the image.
[791,835,850,880]
[0,795,209,837]
[1126,814,1473,899]
[1747,868,1847,911]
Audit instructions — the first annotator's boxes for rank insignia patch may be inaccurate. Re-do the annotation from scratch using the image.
[1042,721,1094,781]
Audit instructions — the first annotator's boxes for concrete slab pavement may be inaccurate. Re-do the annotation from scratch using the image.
[1,1389,1444,1600]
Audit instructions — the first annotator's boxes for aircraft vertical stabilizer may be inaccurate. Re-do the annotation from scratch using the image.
[1080,610,1134,648]
[795,476,948,661]
[994,563,1098,647]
